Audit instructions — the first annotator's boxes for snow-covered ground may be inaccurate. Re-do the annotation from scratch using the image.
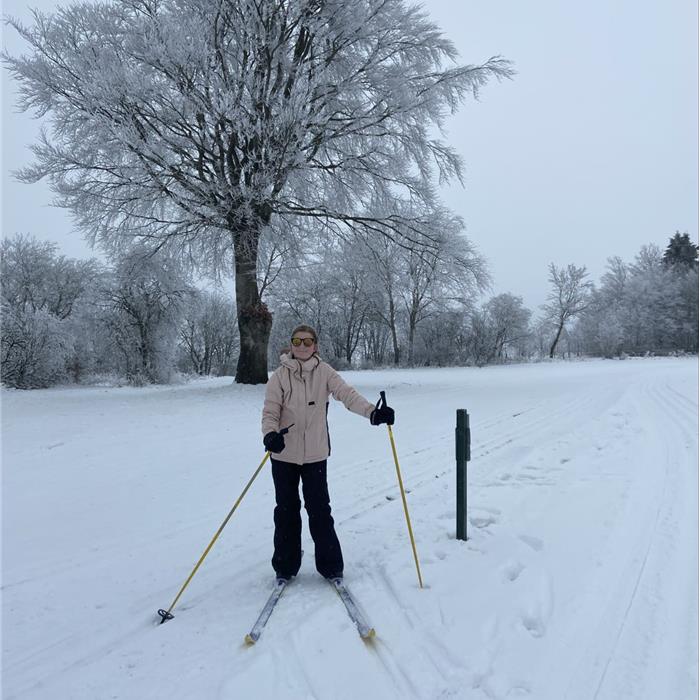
[2,357,698,700]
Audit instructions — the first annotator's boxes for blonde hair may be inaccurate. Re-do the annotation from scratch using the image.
[290,324,318,343]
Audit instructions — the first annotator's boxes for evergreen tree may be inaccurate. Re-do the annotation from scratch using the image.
[663,231,698,270]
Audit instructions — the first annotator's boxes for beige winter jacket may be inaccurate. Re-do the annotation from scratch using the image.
[261,353,375,465]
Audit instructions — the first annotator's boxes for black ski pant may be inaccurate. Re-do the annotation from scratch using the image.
[270,458,344,579]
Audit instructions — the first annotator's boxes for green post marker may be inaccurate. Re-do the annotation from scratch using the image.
[456,409,470,541]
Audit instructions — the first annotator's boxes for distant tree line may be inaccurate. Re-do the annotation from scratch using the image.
[1,235,238,388]
[1,231,696,388]
[571,234,698,357]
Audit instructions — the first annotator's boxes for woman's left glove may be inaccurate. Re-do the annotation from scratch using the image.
[370,404,395,425]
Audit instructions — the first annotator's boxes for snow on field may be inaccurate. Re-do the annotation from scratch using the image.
[2,357,698,699]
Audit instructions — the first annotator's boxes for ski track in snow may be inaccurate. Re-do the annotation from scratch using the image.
[2,358,697,699]
[566,374,699,700]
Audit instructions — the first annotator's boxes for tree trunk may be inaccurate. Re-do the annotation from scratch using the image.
[549,321,565,358]
[407,324,415,366]
[232,227,272,384]
[344,298,356,365]
[388,296,400,365]
[407,308,418,366]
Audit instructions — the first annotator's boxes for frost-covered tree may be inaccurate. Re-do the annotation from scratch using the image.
[359,235,404,364]
[0,234,99,319]
[268,251,334,353]
[399,217,489,365]
[413,308,469,366]
[574,257,628,358]
[674,266,699,352]
[271,216,488,367]
[574,241,698,357]
[360,312,391,366]
[265,238,373,366]
[101,248,193,384]
[599,256,628,303]
[64,291,108,382]
[484,293,531,362]
[323,242,373,366]
[1,305,72,388]
[5,0,513,384]
[179,290,239,375]
[1,235,54,313]
[465,308,495,367]
[575,289,625,358]
[542,263,593,358]
[660,233,698,353]
[623,244,687,353]
[529,316,556,360]
[0,234,102,387]
[457,293,531,367]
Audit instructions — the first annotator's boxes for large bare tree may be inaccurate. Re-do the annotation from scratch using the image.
[5,0,513,382]
[542,263,593,358]
[396,210,489,365]
[484,293,531,362]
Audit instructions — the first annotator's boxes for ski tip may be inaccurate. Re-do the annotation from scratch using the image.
[244,633,257,646]
[362,628,377,641]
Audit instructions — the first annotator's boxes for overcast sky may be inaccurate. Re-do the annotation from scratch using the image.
[2,0,698,310]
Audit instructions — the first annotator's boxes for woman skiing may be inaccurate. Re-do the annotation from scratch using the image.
[261,324,394,582]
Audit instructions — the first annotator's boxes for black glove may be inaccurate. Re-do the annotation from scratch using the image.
[263,431,286,453]
[370,404,394,425]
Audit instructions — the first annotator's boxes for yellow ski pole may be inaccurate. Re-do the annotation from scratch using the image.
[380,391,424,589]
[157,425,293,623]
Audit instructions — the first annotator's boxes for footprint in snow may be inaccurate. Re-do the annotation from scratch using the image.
[385,488,412,501]
[518,535,544,552]
[432,510,454,521]
[501,560,525,582]
[521,611,546,638]
[470,513,498,529]
[520,572,554,638]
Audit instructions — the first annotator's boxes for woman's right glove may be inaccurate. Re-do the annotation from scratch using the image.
[263,431,286,453]
[370,404,395,425]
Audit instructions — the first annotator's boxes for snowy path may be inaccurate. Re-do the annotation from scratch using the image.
[2,358,697,699]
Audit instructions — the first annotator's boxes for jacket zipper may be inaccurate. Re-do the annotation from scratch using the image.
[302,376,307,461]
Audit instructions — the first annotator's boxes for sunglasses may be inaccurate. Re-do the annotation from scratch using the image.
[291,337,316,347]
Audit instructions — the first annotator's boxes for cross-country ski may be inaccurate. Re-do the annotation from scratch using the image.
[244,577,375,645]
[244,578,289,645]
[329,578,376,641]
